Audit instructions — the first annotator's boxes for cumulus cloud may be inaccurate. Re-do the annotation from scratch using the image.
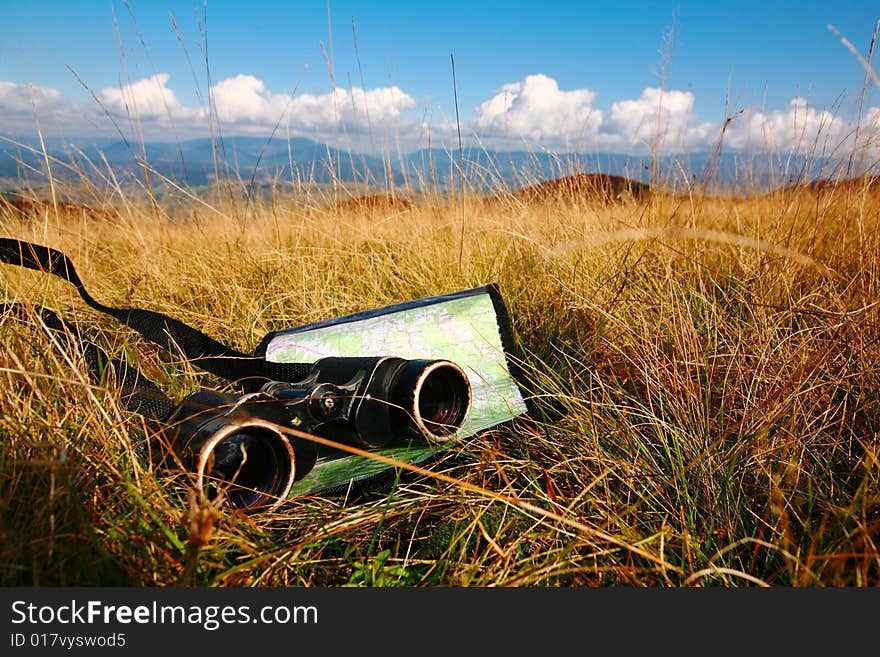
[201,76,418,144]
[472,74,602,148]
[3,72,878,159]
[469,76,719,153]
[99,73,192,120]
[177,74,415,144]
[0,81,89,134]
[0,72,422,148]
[725,97,857,155]
[287,85,416,135]
[856,106,880,153]
[210,74,288,124]
[0,81,70,114]
[466,74,877,157]
[599,87,716,153]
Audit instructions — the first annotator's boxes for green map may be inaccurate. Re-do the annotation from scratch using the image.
[263,291,529,496]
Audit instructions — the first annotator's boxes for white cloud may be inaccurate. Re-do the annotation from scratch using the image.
[0,81,89,134]
[204,75,417,144]
[599,87,716,153]
[856,106,880,153]
[0,81,69,114]
[210,74,289,124]
[287,85,417,135]
[4,73,420,146]
[99,73,192,120]
[472,74,602,148]
[468,76,719,153]
[465,75,879,157]
[726,97,857,155]
[3,73,879,160]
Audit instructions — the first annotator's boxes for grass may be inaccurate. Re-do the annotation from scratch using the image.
[1,155,879,587]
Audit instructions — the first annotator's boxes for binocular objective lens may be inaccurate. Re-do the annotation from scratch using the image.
[417,365,470,436]
[208,429,291,509]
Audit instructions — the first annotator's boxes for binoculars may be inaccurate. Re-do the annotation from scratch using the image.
[163,356,472,510]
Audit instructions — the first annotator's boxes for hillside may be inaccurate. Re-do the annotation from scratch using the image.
[1,134,855,199]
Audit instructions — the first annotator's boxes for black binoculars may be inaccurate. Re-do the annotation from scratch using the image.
[163,356,472,510]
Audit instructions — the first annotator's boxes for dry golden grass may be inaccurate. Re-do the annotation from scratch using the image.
[327,193,417,213]
[1,170,879,586]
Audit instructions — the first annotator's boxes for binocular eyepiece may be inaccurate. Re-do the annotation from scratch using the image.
[164,357,472,511]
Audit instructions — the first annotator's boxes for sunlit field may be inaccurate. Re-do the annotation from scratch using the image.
[2,144,878,587]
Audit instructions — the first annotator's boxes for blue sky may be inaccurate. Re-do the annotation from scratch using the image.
[2,1,880,154]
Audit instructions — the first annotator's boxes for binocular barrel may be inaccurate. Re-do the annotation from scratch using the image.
[164,357,472,510]
[163,389,310,511]
[263,356,472,448]
[383,358,472,440]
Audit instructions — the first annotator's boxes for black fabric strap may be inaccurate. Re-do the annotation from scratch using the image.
[0,239,311,389]
[2,303,176,424]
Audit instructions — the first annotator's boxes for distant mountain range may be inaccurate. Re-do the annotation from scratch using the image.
[0,134,858,197]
